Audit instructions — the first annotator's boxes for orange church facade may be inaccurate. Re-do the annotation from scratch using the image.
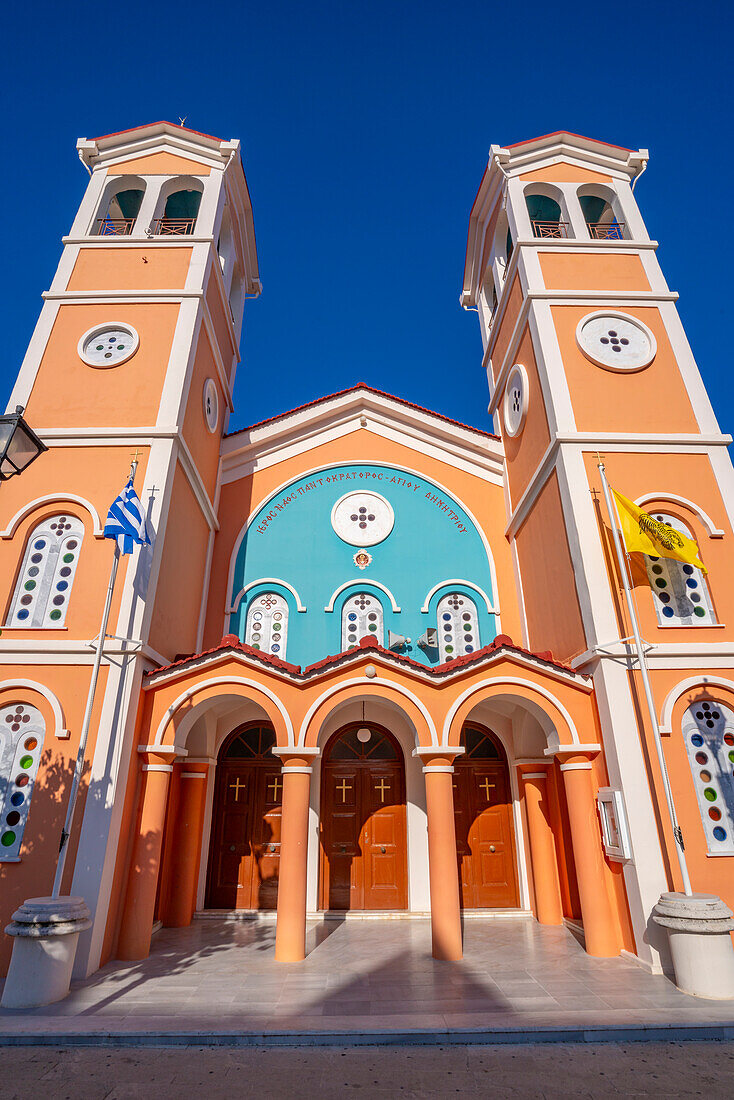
[1,123,733,986]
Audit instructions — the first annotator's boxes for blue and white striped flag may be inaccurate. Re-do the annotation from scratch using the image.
[104,478,151,555]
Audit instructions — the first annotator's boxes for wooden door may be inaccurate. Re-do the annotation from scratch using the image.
[205,725,282,910]
[453,727,519,909]
[320,725,407,911]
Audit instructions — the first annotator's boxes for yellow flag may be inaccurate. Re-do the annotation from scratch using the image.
[611,490,706,573]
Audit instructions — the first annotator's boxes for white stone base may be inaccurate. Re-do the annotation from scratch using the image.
[653,892,734,1000]
[1,896,92,1009]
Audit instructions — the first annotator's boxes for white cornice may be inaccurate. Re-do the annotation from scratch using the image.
[220,389,504,483]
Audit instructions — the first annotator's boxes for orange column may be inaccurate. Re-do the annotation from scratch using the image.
[274,758,312,963]
[164,763,210,927]
[117,751,173,961]
[521,769,563,926]
[423,758,463,961]
[560,756,619,957]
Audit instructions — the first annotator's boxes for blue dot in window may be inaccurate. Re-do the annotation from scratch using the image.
[465,645,474,653]
[442,613,451,621]
[56,581,68,591]
[662,606,675,618]
[33,540,46,550]
[10,792,24,807]
[686,579,698,589]
[713,826,727,842]
[17,609,29,620]
[683,565,694,575]
[691,734,704,746]
[348,613,357,622]
[271,644,280,653]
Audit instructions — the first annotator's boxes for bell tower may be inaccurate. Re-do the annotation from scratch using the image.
[0,122,260,976]
[462,132,734,970]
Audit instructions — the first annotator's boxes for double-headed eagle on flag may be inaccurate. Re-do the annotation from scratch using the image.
[611,489,706,573]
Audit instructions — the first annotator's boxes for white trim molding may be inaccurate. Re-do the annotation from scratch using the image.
[152,676,295,748]
[441,677,583,747]
[298,677,438,747]
[0,679,69,739]
[324,580,401,613]
[659,675,734,734]
[634,493,725,538]
[229,578,307,614]
[420,579,498,614]
[0,494,104,539]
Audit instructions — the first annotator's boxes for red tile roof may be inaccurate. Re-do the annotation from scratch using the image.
[504,130,634,153]
[145,631,578,684]
[92,121,223,143]
[224,383,499,441]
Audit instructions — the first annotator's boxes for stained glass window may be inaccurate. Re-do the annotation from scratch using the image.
[437,592,480,661]
[682,700,734,853]
[7,515,84,628]
[0,702,45,861]
[644,513,715,626]
[245,593,289,658]
[341,592,384,650]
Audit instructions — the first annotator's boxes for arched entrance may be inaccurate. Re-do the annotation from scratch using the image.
[205,723,282,909]
[453,723,519,908]
[320,722,407,911]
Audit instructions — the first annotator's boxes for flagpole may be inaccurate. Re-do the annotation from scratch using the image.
[51,458,137,899]
[597,457,693,897]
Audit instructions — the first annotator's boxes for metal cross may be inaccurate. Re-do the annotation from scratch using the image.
[448,595,463,609]
[267,776,282,800]
[479,778,495,800]
[355,595,370,610]
[374,778,391,803]
[229,777,247,801]
[260,595,278,609]
[336,779,352,802]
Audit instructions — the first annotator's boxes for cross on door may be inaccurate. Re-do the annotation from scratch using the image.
[374,778,391,803]
[267,776,282,800]
[479,778,495,800]
[229,777,247,801]
[336,778,352,802]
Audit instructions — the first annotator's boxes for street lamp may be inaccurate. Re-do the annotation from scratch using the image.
[0,406,47,481]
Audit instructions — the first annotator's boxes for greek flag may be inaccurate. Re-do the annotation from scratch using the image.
[104,478,151,555]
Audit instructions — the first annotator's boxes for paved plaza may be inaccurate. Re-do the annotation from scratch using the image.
[1,917,733,1043]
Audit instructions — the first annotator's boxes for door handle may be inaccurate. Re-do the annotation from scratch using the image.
[229,845,236,852]
[270,845,276,852]
[490,845,496,852]
[381,846,386,854]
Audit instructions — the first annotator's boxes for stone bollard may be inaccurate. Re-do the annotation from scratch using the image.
[652,892,734,999]
[1,897,92,1009]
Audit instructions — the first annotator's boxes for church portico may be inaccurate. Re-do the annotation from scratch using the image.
[107,632,619,970]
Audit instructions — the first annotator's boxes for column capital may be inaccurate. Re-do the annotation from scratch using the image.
[139,748,177,770]
[414,746,465,769]
[273,746,319,769]
[545,743,601,762]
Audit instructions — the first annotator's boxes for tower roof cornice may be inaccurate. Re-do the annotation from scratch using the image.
[77,120,240,172]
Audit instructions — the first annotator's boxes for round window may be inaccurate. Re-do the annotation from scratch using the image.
[203,378,219,433]
[576,311,656,371]
[331,491,395,546]
[78,323,139,368]
[503,364,528,437]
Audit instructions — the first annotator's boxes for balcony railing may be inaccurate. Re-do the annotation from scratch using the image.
[96,218,135,236]
[531,220,569,239]
[588,221,625,240]
[152,217,197,236]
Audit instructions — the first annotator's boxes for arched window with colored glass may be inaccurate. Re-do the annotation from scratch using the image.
[644,513,715,625]
[0,701,45,861]
[245,592,289,658]
[7,515,84,628]
[682,699,734,854]
[437,592,480,661]
[342,592,384,650]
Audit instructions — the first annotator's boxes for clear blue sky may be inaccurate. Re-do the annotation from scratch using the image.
[3,1,731,437]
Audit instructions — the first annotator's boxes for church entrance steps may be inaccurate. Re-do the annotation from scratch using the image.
[194,908,534,922]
